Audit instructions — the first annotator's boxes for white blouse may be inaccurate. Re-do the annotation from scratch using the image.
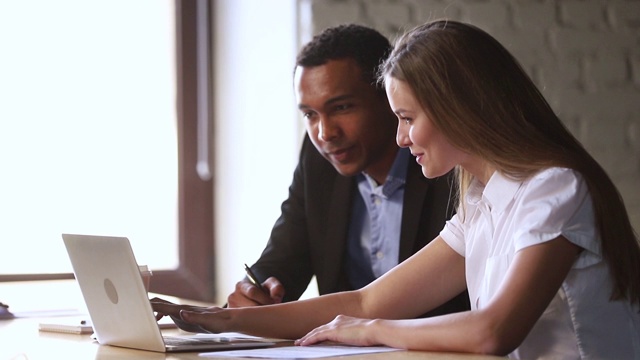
[440,167,640,359]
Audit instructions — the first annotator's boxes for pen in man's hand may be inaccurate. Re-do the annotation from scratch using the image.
[244,263,266,292]
[0,301,14,319]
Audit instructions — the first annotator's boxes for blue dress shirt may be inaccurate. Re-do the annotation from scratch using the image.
[345,147,409,289]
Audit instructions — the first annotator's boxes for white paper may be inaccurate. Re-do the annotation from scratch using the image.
[200,344,401,358]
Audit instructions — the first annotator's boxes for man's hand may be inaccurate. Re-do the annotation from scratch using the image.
[227,276,285,308]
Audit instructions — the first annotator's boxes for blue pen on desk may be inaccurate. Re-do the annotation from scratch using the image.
[244,263,266,292]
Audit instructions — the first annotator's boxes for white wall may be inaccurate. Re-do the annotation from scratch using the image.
[213,0,302,305]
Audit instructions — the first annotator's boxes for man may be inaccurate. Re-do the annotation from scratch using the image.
[228,24,469,316]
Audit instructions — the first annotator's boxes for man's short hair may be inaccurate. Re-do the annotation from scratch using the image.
[296,24,392,92]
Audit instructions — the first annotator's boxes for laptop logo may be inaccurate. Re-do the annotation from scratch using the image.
[104,278,119,304]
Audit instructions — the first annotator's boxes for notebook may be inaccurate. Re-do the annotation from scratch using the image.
[61,233,275,353]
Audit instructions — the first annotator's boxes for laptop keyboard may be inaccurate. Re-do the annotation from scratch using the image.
[163,336,227,346]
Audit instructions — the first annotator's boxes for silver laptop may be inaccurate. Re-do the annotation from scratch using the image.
[62,233,275,353]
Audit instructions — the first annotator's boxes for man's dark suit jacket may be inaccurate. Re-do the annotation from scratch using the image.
[252,135,470,316]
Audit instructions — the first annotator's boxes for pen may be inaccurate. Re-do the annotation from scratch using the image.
[244,263,266,292]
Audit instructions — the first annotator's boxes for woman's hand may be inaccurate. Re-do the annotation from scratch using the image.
[150,297,228,333]
[294,315,381,347]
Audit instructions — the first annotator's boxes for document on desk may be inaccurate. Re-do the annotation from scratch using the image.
[200,344,401,358]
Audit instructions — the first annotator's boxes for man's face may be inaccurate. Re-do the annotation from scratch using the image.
[294,59,398,181]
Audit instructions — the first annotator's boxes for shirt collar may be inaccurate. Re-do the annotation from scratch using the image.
[360,147,409,198]
[466,171,522,213]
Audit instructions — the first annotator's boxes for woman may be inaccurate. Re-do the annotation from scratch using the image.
[153,20,640,358]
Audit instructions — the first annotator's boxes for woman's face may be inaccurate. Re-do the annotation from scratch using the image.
[385,77,471,179]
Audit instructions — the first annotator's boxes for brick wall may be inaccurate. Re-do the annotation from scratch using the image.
[299,0,640,234]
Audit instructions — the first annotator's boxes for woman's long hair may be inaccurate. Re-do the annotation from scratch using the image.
[380,19,640,305]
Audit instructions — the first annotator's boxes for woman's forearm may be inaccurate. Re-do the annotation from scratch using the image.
[368,310,503,354]
[226,290,364,339]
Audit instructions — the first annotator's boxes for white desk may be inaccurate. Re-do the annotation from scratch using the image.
[0,281,503,360]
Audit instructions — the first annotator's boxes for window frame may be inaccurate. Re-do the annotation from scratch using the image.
[151,0,215,302]
[0,0,216,303]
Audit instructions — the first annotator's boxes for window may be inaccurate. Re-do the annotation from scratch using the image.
[0,0,215,301]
